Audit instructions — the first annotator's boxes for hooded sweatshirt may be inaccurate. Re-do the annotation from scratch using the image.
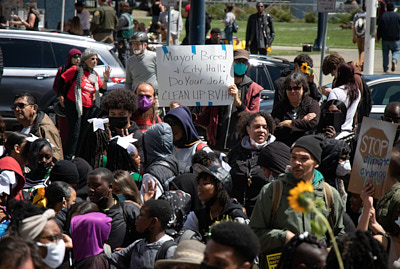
[52,48,82,96]
[0,156,25,200]
[141,123,180,199]
[165,106,211,173]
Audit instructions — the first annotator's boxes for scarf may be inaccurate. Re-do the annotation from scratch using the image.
[241,134,276,151]
[75,63,100,117]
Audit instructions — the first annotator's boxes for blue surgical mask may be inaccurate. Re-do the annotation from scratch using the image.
[234,63,248,76]
[116,193,126,202]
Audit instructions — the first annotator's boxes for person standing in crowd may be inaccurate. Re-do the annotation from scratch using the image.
[222,4,235,45]
[245,2,275,55]
[273,54,321,110]
[65,16,84,36]
[159,6,183,45]
[125,32,158,90]
[87,168,140,250]
[227,111,276,216]
[202,222,259,269]
[377,2,400,72]
[326,62,361,133]
[193,49,263,151]
[352,4,366,71]
[90,0,118,44]
[132,82,161,132]
[75,1,90,35]
[9,2,40,31]
[116,1,135,67]
[52,48,82,149]
[272,73,320,147]
[150,0,164,27]
[205,28,222,44]
[61,49,110,160]
[250,136,345,260]
[13,92,64,161]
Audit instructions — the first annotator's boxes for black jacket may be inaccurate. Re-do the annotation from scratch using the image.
[246,13,275,49]
[377,11,400,41]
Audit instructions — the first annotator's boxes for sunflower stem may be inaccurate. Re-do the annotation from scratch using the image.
[312,207,344,269]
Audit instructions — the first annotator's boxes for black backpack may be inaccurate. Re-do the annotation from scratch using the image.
[356,74,372,125]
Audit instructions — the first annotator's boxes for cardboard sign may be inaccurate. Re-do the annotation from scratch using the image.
[348,117,397,199]
[156,45,234,107]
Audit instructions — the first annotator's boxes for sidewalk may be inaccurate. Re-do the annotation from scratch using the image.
[271,46,392,86]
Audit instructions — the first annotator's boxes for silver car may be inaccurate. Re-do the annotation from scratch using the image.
[0,29,125,128]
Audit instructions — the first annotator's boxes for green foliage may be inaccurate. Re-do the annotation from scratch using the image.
[328,12,353,24]
[206,3,226,21]
[274,6,292,22]
[304,11,316,23]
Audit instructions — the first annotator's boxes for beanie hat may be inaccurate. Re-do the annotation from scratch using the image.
[81,49,97,63]
[291,135,324,163]
[258,141,290,174]
[50,160,79,185]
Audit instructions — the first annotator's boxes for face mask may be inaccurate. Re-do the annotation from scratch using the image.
[173,137,186,148]
[36,239,66,268]
[109,117,129,130]
[200,263,220,269]
[138,96,153,111]
[133,49,143,55]
[336,160,351,177]
[116,193,126,201]
[234,63,248,76]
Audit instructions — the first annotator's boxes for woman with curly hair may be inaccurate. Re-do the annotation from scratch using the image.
[227,111,276,216]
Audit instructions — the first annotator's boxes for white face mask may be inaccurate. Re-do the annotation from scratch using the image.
[37,239,66,268]
[336,160,351,177]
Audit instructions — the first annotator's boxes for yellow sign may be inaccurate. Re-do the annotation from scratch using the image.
[266,252,281,269]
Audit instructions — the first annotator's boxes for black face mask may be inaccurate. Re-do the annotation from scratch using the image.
[109,117,129,130]
[36,162,52,173]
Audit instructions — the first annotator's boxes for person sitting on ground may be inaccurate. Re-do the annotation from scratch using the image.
[257,139,290,182]
[0,236,44,269]
[112,170,142,207]
[140,123,180,201]
[109,199,176,268]
[272,73,320,147]
[184,163,248,242]
[13,92,63,161]
[317,99,349,140]
[87,168,140,250]
[24,139,54,188]
[164,105,212,174]
[205,28,222,44]
[202,221,259,269]
[227,111,276,216]
[277,232,328,269]
[155,239,206,269]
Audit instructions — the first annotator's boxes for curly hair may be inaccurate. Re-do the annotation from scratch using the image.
[322,53,345,75]
[283,72,310,100]
[101,88,138,113]
[325,230,387,269]
[197,172,230,207]
[236,111,275,138]
[294,54,313,68]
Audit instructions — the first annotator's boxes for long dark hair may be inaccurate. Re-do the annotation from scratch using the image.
[333,62,359,106]
[283,72,310,101]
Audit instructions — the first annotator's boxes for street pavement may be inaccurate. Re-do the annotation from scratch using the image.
[272,46,395,87]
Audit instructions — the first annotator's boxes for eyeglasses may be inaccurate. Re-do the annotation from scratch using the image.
[286,86,302,91]
[11,103,33,110]
[72,54,81,59]
[40,233,63,242]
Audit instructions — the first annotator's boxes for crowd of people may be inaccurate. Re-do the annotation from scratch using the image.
[2,1,400,269]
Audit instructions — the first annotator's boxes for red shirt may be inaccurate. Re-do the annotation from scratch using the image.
[62,65,103,107]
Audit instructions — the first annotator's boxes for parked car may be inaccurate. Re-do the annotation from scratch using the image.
[0,29,125,129]
[247,54,294,113]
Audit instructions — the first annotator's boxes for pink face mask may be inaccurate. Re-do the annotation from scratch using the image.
[138,96,153,111]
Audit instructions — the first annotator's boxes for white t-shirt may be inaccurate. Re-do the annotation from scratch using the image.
[327,85,361,132]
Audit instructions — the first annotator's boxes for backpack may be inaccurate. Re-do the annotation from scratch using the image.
[232,20,239,33]
[355,73,372,125]
[159,184,192,238]
[154,240,178,261]
[354,15,366,37]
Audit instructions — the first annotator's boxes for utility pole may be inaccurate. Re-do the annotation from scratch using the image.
[363,0,377,75]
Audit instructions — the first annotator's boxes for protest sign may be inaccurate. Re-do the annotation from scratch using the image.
[156,45,234,107]
[348,117,397,199]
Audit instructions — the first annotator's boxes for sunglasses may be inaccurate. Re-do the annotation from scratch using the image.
[256,5,264,8]
[72,54,81,59]
[286,86,302,91]
[11,102,33,110]
[90,57,98,61]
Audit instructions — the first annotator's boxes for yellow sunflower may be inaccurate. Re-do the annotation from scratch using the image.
[300,62,310,74]
[288,181,314,213]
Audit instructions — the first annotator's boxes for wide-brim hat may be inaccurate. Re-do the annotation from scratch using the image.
[155,240,206,269]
